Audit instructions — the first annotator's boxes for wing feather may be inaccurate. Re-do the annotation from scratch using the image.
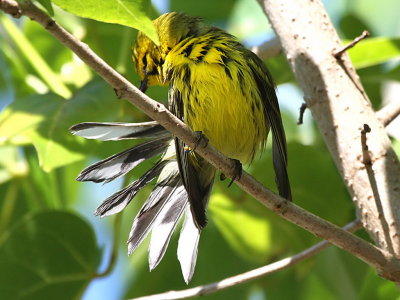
[177,207,201,283]
[127,164,181,255]
[77,136,171,183]
[148,183,187,270]
[168,87,212,228]
[94,160,168,217]
[248,53,292,201]
[70,121,169,141]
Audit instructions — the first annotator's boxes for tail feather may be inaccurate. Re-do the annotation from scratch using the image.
[77,136,170,183]
[70,121,169,141]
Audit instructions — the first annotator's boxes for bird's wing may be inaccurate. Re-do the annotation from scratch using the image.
[168,87,213,229]
[248,52,292,201]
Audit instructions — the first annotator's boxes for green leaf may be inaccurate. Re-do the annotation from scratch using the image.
[52,0,159,45]
[339,13,371,40]
[380,64,400,82]
[265,54,295,84]
[348,37,400,69]
[36,0,54,16]
[314,248,360,300]
[226,0,271,40]
[0,211,101,300]
[359,269,400,300]
[0,80,124,171]
[170,0,237,22]
[394,140,400,158]
[209,191,272,263]
[0,16,72,99]
[0,146,28,184]
[0,48,14,111]
[252,142,353,224]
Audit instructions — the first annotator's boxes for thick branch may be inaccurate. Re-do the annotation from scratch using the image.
[2,0,400,282]
[258,0,400,263]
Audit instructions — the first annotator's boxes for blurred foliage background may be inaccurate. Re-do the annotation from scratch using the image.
[0,0,400,299]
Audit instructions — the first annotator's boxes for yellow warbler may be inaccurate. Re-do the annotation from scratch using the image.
[132,12,291,226]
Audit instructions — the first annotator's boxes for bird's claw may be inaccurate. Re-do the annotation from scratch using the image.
[227,159,242,187]
[218,159,242,187]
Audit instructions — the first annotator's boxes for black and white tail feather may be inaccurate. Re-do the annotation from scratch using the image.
[70,121,202,283]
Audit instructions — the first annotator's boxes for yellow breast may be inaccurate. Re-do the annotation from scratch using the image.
[164,38,269,163]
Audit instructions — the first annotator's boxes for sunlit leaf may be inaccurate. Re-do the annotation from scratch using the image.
[348,37,400,69]
[0,16,71,99]
[0,80,124,171]
[0,211,101,300]
[0,146,28,184]
[209,191,272,263]
[52,0,159,45]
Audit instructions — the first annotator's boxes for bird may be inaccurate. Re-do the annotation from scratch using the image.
[70,12,291,283]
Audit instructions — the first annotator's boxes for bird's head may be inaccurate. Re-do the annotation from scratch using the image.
[132,12,203,92]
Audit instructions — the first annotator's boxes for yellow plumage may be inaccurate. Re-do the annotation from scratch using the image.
[133,12,291,228]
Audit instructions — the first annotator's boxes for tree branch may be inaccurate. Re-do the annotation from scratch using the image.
[377,100,400,127]
[257,0,400,268]
[2,0,400,282]
[130,220,362,300]
[333,30,370,58]
[251,36,282,60]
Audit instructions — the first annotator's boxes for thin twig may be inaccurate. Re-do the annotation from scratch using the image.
[297,102,307,125]
[377,100,400,127]
[130,220,362,300]
[2,0,400,282]
[361,124,372,166]
[360,124,396,255]
[333,30,370,58]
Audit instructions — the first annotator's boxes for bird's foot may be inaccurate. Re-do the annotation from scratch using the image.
[184,131,209,153]
[220,159,242,187]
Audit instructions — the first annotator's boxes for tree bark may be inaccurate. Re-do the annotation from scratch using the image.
[258,0,400,257]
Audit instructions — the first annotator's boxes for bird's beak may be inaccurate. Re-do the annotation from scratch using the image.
[139,78,148,93]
